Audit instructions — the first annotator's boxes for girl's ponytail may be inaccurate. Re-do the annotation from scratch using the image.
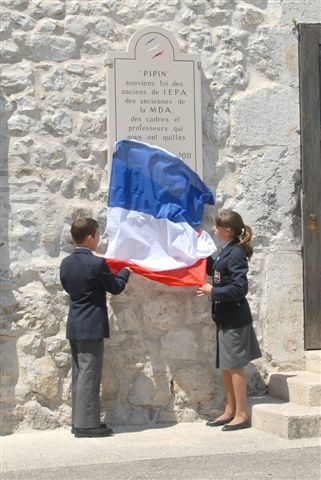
[237,224,253,259]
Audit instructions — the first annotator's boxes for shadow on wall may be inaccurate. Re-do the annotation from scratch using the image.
[246,362,267,397]
[201,70,220,226]
[0,91,21,435]
[0,338,20,436]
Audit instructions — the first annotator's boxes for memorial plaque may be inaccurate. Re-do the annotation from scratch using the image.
[106,26,203,175]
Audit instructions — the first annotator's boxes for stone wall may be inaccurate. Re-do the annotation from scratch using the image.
[1,0,320,433]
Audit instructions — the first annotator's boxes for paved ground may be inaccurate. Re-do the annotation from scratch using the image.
[1,423,320,480]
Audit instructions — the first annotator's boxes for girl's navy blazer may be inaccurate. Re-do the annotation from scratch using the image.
[60,247,130,340]
[207,239,253,329]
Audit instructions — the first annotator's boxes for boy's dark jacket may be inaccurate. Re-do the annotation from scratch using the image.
[207,239,252,329]
[60,247,130,340]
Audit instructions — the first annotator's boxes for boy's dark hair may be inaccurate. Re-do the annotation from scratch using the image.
[70,217,99,244]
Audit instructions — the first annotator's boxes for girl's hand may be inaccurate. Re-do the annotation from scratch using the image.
[196,283,212,296]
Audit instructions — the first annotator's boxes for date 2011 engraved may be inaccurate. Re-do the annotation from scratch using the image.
[178,152,192,160]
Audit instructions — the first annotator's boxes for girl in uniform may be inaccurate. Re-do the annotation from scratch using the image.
[197,209,261,431]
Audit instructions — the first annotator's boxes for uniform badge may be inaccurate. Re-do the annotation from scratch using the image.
[214,270,221,283]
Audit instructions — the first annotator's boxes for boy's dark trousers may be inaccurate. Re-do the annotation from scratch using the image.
[70,339,104,429]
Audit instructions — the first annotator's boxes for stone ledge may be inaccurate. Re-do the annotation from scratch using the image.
[268,371,321,407]
[251,396,321,439]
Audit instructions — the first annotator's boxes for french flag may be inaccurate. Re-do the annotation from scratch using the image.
[105,140,216,286]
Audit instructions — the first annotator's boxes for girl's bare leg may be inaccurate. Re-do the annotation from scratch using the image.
[226,368,249,425]
[215,370,236,421]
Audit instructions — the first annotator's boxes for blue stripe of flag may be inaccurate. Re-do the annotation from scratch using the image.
[108,140,214,228]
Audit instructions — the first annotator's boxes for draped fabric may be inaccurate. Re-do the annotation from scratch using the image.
[105,140,216,286]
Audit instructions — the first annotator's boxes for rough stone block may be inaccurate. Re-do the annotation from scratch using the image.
[252,398,321,439]
[230,87,299,146]
[30,34,77,62]
[268,372,321,407]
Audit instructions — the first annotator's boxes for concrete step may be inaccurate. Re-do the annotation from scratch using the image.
[250,395,321,439]
[268,371,321,407]
[305,351,321,374]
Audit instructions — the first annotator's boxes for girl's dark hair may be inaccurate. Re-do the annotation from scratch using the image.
[215,209,253,259]
[70,217,99,244]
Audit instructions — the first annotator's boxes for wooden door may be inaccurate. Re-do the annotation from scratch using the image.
[298,24,321,350]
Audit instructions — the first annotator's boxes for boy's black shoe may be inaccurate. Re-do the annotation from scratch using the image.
[71,423,113,434]
[74,425,114,437]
